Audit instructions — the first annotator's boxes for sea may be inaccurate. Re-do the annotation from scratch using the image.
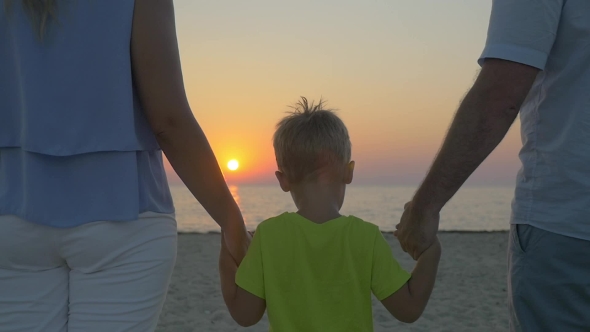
[171,184,513,233]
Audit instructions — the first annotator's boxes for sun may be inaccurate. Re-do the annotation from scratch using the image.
[227,159,239,171]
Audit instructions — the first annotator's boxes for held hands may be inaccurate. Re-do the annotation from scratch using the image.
[220,232,240,273]
[219,232,239,310]
[222,222,252,265]
[394,202,440,260]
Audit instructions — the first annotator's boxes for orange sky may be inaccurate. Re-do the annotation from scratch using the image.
[165,1,522,186]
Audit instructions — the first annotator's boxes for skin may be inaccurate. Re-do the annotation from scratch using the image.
[395,58,540,260]
[381,238,441,323]
[220,161,441,325]
[219,232,266,327]
[130,0,250,263]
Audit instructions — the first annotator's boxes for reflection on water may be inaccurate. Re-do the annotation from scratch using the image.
[171,185,514,233]
[229,185,241,207]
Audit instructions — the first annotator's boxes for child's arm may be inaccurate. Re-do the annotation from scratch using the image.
[219,233,266,327]
[381,237,441,323]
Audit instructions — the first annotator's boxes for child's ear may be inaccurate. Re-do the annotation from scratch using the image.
[275,171,291,192]
[344,161,355,184]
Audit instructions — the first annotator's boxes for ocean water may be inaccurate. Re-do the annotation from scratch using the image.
[171,184,513,233]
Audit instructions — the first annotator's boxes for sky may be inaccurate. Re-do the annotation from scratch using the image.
[166,0,522,186]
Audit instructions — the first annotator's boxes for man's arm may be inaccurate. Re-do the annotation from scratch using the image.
[396,59,539,259]
[219,234,266,327]
[413,59,539,212]
[381,238,441,323]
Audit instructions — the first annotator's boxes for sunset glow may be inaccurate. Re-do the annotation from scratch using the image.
[227,159,239,171]
[163,1,523,186]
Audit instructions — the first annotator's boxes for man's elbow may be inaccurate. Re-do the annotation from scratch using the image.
[486,91,523,120]
[468,84,523,120]
[472,59,540,119]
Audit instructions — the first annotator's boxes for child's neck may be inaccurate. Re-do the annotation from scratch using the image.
[291,182,344,224]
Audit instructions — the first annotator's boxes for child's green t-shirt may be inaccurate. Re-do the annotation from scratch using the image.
[235,212,411,331]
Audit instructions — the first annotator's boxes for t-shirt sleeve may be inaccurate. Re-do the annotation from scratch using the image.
[235,227,265,299]
[478,0,564,70]
[371,230,411,301]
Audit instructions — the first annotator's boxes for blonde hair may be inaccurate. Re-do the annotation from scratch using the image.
[4,0,58,38]
[273,97,351,183]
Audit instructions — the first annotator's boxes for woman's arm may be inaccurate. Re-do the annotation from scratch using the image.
[130,0,249,263]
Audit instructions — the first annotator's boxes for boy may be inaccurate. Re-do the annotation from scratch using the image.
[219,97,441,331]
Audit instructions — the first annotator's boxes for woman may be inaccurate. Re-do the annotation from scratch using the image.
[0,0,250,331]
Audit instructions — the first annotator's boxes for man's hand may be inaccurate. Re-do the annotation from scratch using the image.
[395,202,440,260]
[222,223,252,265]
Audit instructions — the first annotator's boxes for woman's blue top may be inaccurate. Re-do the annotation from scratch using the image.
[0,0,174,227]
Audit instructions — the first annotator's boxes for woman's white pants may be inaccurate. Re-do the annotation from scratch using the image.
[0,212,177,332]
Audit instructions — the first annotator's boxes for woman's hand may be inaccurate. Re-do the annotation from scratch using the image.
[222,222,252,265]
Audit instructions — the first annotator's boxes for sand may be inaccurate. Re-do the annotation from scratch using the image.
[156,232,509,332]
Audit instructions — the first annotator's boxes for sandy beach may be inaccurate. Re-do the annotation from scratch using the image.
[156,232,509,332]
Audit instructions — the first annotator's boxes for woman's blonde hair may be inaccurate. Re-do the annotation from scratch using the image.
[5,0,58,38]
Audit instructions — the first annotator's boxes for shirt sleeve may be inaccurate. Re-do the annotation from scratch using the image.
[478,0,564,70]
[235,227,265,299]
[371,230,411,301]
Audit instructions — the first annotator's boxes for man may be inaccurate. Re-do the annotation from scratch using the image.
[395,1,590,331]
